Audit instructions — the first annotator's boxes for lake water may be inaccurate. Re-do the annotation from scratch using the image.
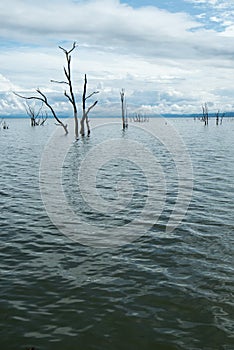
[0,117,233,350]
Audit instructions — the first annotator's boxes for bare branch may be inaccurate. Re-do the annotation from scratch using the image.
[36,89,48,103]
[59,41,77,55]
[63,67,69,80]
[51,79,69,85]
[25,101,33,117]
[36,102,43,118]
[64,91,73,105]
[13,91,68,134]
[86,100,98,115]
[85,91,99,100]
[68,41,77,54]
[14,91,44,104]
[80,74,98,136]
[57,44,78,138]
[58,46,67,54]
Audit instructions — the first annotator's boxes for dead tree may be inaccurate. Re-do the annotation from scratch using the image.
[39,111,48,126]
[14,90,68,134]
[24,100,43,126]
[220,112,225,125]
[80,74,99,136]
[120,89,127,130]
[125,94,128,128]
[216,110,220,126]
[2,120,9,129]
[51,42,79,139]
[202,103,209,126]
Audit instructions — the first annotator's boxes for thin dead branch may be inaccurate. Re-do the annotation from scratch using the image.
[80,74,98,136]
[52,41,79,139]
[14,90,68,134]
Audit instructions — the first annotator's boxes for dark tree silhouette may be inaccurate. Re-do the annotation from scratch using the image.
[14,90,68,134]
[216,110,220,126]
[120,88,127,130]
[51,42,79,139]
[80,74,99,136]
[24,100,45,126]
[202,103,209,126]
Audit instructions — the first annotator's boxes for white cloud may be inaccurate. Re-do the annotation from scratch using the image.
[0,0,234,116]
[220,24,234,36]
[0,74,16,91]
[185,0,234,29]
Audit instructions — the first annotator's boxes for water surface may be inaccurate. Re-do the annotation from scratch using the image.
[0,117,233,350]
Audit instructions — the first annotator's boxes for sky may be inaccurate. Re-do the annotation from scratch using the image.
[0,0,234,117]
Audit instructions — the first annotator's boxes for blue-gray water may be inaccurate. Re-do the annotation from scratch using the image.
[0,118,233,350]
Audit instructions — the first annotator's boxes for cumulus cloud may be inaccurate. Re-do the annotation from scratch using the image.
[0,0,234,116]
[0,0,232,59]
[185,0,234,33]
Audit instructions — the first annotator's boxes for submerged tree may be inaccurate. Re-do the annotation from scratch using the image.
[216,111,225,125]
[215,110,220,126]
[80,74,99,137]
[220,112,225,125]
[14,89,68,134]
[39,111,48,126]
[202,103,209,126]
[51,42,79,139]
[120,88,128,130]
[14,41,101,138]
[24,100,47,126]
[0,119,9,129]
[131,113,149,123]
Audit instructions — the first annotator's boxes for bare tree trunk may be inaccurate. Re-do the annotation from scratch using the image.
[216,110,220,125]
[220,113,225,125]
[39,111,48,126]
[80,74,98,137]
[80,74,87,137]
[74,111,78,138]
[120,89,126,130]
[80,113,86,137]
[125,93,128,128]
[24,100,42,127]
[202,103,209,126]
[51,42,79,139]
[31,117,36,126]
[86,115,90,136]
[14,90,68,134]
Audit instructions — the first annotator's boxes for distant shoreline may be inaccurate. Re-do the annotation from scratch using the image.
[2,114,234,119]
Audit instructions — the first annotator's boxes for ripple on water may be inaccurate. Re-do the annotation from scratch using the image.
[0,118,233,350]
